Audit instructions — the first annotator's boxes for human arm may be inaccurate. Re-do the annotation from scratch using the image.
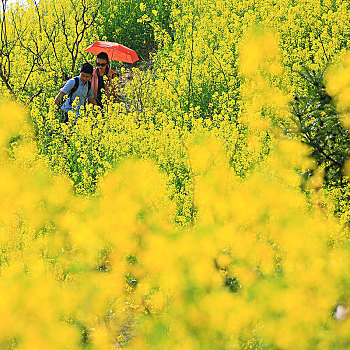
[87,84,98,106]
[54,91,66,106]
[107,71,117,98]
[55,79,75,106]
[89,98,98,106]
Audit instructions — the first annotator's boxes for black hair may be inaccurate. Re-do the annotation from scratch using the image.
[80,62,93,75]
[97,52,109,63]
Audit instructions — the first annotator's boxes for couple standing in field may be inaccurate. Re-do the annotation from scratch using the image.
[54,52,116,123]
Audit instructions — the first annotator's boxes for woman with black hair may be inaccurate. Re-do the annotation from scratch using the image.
[89,51,116,107]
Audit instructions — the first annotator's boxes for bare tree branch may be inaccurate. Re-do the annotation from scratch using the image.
[0,0,16,95]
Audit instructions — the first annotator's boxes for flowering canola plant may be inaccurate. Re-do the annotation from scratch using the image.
[2,0,350,349]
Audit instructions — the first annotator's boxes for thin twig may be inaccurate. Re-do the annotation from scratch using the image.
[317,32,329,63]
[209,45,230,100]
[187,16,195,111]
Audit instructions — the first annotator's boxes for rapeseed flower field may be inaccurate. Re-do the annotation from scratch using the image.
[1,0,350,348]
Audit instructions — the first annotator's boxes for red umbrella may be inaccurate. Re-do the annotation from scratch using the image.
[85,41,139,63]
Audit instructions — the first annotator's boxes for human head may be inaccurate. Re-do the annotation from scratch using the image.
[96,52,109,75]
[79,62,93,84]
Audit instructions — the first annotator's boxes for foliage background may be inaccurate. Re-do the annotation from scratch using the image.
[1,0,350,349]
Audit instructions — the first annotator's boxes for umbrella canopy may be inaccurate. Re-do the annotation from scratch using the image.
[85,41,139,63]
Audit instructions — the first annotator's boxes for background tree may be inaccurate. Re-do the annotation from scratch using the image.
[290,67,350,185]
[0,0,18,96]
[0,0,103,100]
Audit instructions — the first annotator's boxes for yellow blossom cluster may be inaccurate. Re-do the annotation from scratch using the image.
[2,89,350,348]
[2,0,350,348]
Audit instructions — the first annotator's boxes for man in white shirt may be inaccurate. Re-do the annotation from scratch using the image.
[55,63,98,122]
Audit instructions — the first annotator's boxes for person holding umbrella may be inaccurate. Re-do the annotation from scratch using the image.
[85,41,139,106]
[89,52,117,107]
